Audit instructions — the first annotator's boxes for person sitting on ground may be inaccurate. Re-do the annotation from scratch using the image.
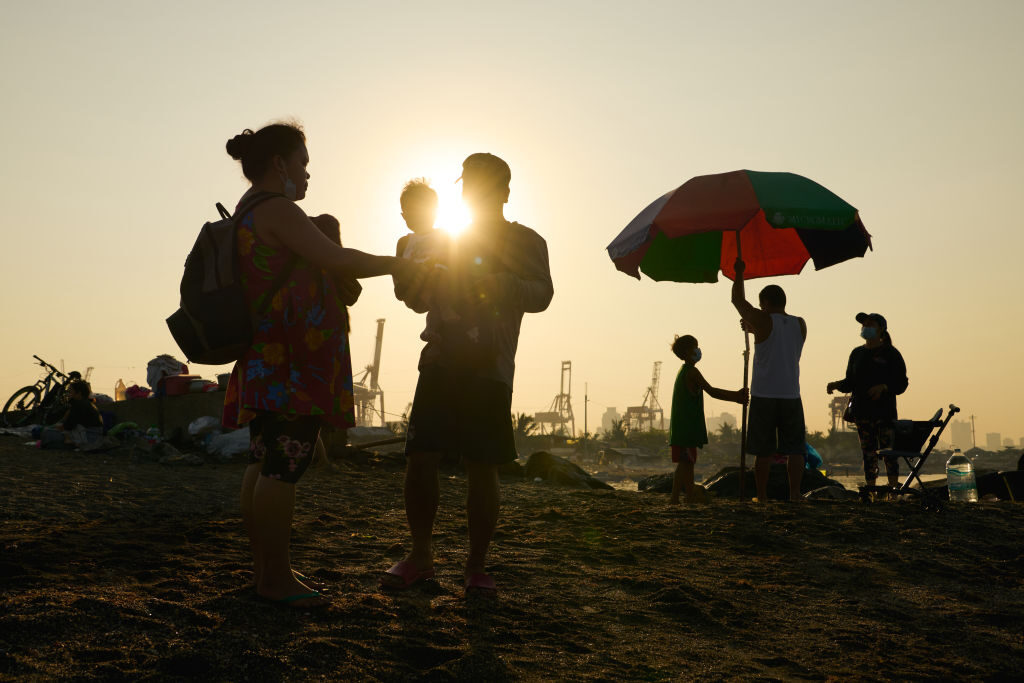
[41,379,104,450]
[731,258,807,503]
[827,313,908,494]
[668,335,747,505]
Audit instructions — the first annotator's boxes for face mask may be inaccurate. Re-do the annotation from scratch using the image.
[860,326,877,340]
[279,168,297,200]
[691,348,702,363]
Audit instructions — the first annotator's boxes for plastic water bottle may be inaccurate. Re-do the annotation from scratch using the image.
[114,379,127,402]
[946,449,978,503]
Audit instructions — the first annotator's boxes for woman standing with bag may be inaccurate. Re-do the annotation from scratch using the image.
[222,122,417,607]
[827,313,909,493]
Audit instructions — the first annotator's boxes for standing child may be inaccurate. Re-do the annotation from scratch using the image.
[669,335,747,505]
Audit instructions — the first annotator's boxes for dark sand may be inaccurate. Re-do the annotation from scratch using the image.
[2,439,1023,681]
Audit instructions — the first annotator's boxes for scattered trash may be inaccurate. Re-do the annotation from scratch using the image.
[188,416,222,437]
[147,355,188,393]
[125,385,151,400]
[207,427,250,460]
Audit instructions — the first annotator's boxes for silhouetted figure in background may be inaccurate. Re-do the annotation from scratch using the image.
[828,313,908,492]
[385,153,553,593]
[731,258,806,502]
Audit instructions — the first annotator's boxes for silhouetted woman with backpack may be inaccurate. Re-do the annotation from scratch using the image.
[222,122,417,608]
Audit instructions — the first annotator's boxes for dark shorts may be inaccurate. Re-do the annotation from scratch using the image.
[856,418,898,480]
[248,413,321,484]
[746,396,805,457]
[406,364,517,465]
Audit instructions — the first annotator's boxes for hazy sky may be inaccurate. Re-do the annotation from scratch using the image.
[2,0,1022,440]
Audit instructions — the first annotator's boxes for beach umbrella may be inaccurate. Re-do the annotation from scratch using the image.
[606,169,872,499]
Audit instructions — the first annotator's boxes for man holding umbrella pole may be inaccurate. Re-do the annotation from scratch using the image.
[731,256,807,502]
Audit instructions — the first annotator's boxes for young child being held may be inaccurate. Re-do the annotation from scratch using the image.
[393,178,458,321]
[669,335,747,505]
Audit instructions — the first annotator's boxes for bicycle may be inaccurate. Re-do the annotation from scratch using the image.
[1,356,81,428]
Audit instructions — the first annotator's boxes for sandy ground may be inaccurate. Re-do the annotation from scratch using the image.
[1,437,1023,681]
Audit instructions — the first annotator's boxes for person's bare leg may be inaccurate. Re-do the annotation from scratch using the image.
[787,453,804,502]
[240,463,263,584]
[312,436,329,469]
[681,459,695,503]
[464,459,499,578]
[669,459,684,505]
[253,476,320,604]
[402,452,442,571]
[754,455,772,503]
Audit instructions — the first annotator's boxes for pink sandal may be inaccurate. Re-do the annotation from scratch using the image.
[380,560,435,590]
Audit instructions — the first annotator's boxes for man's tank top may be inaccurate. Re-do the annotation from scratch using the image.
[751,313,803,399]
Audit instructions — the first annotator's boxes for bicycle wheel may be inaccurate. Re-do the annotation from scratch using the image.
[2,386,42,427]
[41,388,69,426]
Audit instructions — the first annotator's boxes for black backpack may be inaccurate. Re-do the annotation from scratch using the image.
[166,191,295,365]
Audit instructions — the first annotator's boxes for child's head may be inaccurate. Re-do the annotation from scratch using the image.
[671,335,700,363]
[68,379,91,400]
[400,178,438,233]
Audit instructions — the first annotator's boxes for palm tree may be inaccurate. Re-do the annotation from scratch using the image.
[608,419,628,447]
[513,412,538,439]
[717,421,738,441]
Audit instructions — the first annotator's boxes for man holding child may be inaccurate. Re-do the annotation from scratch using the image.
[385,154,554,593]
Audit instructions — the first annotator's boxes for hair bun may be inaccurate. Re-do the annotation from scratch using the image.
[225,128,255,160]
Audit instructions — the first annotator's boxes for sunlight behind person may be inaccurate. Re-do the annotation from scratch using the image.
[434,180,471,236]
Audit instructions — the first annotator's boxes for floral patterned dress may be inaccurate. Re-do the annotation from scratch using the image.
[222,208,355,430]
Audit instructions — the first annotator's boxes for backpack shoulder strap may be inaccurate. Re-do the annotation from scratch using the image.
[232,190,286,224]
[229,190,296,313]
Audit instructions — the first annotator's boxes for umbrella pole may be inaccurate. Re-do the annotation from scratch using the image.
[737,236,750,501]
[740,333,750,500]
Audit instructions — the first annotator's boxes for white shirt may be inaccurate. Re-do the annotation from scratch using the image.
[751,313,803,399]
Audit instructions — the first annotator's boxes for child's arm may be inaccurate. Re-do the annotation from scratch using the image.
[690,368,748,404]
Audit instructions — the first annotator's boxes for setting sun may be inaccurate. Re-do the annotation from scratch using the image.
[434,181,471,236]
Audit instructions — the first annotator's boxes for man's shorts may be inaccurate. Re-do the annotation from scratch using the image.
[746,396,805,457]
[671,446,698,464]
[406,364,517,465]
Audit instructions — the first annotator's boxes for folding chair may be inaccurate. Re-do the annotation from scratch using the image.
[859,404,961,511]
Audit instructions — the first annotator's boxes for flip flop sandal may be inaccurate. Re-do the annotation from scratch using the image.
[380,560,435,590]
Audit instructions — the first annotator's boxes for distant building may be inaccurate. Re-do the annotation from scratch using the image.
[950,420,972,450]
[706,412,737,435]
[1003,437,1015,449]
[601,407,622,434]
[1020,437,1024,448]
[985,432,1001,451]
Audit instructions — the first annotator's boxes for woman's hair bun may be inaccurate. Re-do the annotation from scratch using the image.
[225,129,256,160]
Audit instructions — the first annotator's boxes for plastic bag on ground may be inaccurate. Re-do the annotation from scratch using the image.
[207,427,250,459]
[188,416,222,437]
